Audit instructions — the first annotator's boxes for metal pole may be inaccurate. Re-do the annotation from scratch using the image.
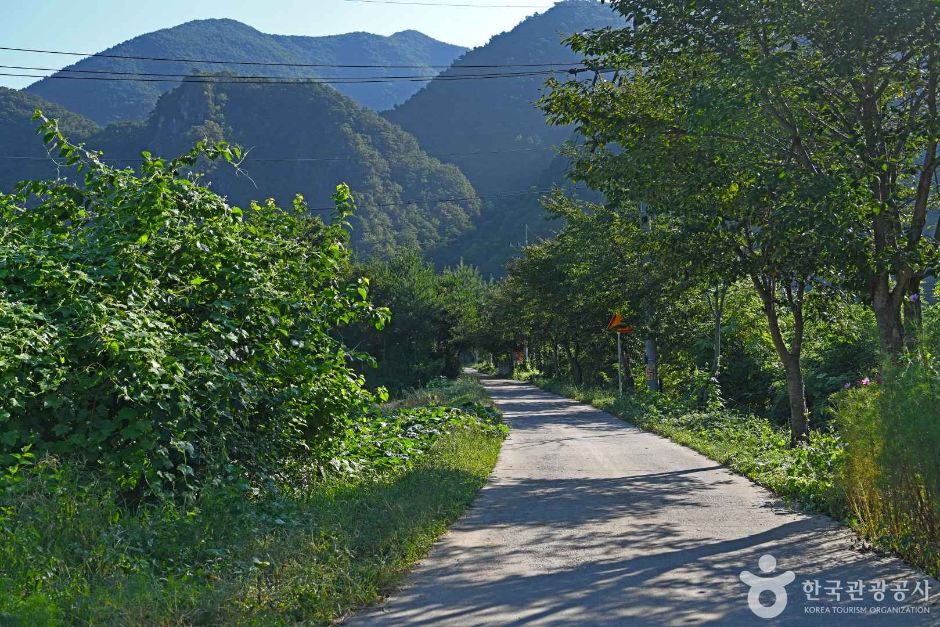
[617,331,623,397]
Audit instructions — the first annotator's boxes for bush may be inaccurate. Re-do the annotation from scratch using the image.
[0,379,506,625]
[0,115,387,495]
[835,355,940,577]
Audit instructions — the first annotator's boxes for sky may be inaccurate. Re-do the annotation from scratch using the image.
[0,0,559,89]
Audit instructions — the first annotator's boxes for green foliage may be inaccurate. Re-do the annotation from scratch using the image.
[330,402,506,476]
[346,250,490,392]
[0,378,505,625]
[835,355,940,579]
[0,115,387,495]
[26,19,466,124]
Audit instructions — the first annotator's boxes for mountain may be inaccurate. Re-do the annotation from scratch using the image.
[384,0,621,272]
[84,78,480,257]
[436,151,601,276]
[0,87,99,187]
[384,1,625,197]
[25,19,467,125]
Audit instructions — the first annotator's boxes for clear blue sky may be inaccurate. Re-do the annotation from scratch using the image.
[0,0,559,89]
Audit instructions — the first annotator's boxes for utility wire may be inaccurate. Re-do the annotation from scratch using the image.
[0,45,578,69]
[2,168,557,211]
[0,63,574,81]
[0,69,574,85]
[305,187,559,212]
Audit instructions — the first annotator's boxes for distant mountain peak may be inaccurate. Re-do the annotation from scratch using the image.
[391,29,439,40]
[24,22,467,124]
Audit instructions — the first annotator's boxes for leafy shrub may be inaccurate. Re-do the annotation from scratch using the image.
[0,379,506,625]
[835,355,940,577]
[328,401,506,477]
[0,114,387,495]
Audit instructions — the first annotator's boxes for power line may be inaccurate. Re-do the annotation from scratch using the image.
[0,63,573,82]
[0,68,573,85]
[0,45,578,69]
[2,167,557,210]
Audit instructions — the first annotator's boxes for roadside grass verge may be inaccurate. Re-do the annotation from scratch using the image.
[0,377,505,626]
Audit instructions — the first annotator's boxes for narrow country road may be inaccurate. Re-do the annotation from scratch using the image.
[353,378,938,625]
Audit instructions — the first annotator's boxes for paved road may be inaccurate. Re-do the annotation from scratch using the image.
[353,378,937,625]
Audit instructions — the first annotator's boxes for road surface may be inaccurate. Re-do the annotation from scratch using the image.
[353,377,937,625]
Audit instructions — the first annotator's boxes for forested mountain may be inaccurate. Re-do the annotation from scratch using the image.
[436,151,589,276]
[382,0,622,273]
[25,19,466,124]
[0,87,99,186]
[384,1,624,197]
[84,79,479,257]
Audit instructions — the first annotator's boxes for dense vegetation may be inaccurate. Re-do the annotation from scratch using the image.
[26,19,466,124]
[345,250,490,393]
[1,376,505,625]
[0,118,506,624]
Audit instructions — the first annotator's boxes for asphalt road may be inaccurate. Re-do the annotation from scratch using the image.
[352,377,938,625]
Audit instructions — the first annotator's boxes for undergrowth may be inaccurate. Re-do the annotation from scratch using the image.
[0,377,506,626]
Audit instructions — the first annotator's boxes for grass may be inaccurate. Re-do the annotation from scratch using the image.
[0,377,505,626]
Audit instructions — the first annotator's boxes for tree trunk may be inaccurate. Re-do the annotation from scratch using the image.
[782,355,809,447]
[903,276,923,344]
[700,284,726,406]
[872,277,905,356]
[623,344,636,391]
[751,274,810,446]
[563,340,583,386]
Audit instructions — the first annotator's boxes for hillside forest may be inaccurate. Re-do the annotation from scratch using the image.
[1,0,939,624]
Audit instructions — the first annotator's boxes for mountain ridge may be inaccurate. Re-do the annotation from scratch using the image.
[83,78,481,258]
[25,19,467,124]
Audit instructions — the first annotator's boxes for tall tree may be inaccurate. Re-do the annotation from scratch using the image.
[586,0,940,355]
[541,30,850,444]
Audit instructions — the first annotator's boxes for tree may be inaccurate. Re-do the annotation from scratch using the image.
[347,250,490,391]
[541,28,852,444]
[592,0,940,355]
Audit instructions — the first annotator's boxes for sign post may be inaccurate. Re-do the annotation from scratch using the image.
[617,331,623,397]
[606,314,634,397]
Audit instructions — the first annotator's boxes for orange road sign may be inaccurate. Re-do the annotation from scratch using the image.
[607,313,634,334]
